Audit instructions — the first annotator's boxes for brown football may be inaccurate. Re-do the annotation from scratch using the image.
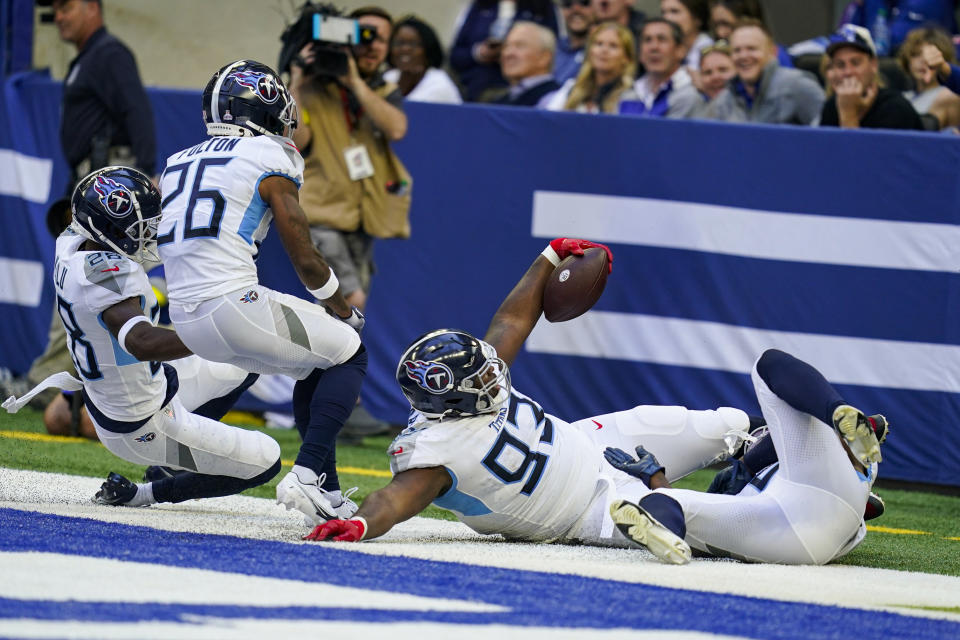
[542,247,609,323]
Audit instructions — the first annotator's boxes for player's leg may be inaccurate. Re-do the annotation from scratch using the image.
[170,287,364,522]
[749,350,872,558]
[277,346,367,524]
[755,349,885,466]
[574,405,751,481]
[652,485,828,563]
[92,395,281,506]
[168,355,259,419]
[168,286,361,377]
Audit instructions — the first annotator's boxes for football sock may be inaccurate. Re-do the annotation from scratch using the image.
[126,482,156,507]
[741,433,777,475]
[638,493,686,538]
[151,459,281,503]
[192,372,260,421]
[292,368,323,440]
[293,346,367,488]
[755,349,845,427]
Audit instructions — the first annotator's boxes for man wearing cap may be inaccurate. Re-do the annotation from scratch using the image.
[820,24,924,130]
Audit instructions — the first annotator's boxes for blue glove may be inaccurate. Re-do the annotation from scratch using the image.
[603,445,665,485]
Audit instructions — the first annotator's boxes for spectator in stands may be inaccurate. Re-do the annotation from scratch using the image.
[820,24,924,130]
[385,16,462,104]
[286,4,410,438]
[698,40,736,101]
[542,21,638,113]
[53,0,155,184]
[838,0,957,56]
[592,0,646,48]
[708,0,792,67]
[555,0,596,84]
[620,18,701,118]
[496,22,560,106]
[450,1,560,102]
[661,0,713,71]
[899,27,960,130]
[695,20,824,124]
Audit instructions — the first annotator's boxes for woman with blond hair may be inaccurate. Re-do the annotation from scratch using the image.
[541,22,637,114]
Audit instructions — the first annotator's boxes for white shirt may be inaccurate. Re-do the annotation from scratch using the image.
[633,66,693,109]
[383,68,463,104]
[157,135,304,305]
[53,230,165,422]
[389,388,602,542]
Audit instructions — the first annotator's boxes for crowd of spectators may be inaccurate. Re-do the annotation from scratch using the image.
[379,0,960,133]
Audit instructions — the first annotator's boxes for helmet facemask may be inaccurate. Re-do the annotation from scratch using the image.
[459,341,511,416]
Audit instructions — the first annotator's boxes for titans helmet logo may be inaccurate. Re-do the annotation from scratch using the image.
[232,71,280,104]
[93,176,133,218]
[404,360,454,395]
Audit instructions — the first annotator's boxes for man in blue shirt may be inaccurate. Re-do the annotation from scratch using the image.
[554,0,596,84]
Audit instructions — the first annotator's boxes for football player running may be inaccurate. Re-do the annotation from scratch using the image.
[306,240,888,566]
[3,167,281,506]
[157,60,366,525]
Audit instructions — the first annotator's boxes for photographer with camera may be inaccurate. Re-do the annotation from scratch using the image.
[281,3,412,439]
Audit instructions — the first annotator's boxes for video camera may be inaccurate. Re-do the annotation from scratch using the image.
[279,3,378,79]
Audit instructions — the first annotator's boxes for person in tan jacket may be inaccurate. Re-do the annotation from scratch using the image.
[288,6,411,313]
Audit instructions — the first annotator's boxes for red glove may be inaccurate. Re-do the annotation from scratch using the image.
[547,238,613,273]
[303,518,366,542]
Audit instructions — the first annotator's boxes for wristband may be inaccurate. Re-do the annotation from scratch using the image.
[117,316,152,355]
[308,272,339,300]
[541,245,561,267]
[351,516,368,540]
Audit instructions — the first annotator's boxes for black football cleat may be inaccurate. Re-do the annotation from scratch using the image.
[92,472,137,506]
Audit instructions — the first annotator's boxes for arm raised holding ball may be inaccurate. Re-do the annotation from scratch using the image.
[484,238,613,367]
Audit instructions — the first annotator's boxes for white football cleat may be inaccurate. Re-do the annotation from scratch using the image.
[832,405,884,465]
[276,470,343,525]
[610,499,691,565]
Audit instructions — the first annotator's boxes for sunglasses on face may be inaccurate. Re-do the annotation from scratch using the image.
[561,0,592,8]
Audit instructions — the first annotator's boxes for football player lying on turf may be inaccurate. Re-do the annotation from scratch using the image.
[605,347,888,564]
[3,167,281,507]
[304,239,760,559]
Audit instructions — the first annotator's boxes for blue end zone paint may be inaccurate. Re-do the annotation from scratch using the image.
[2,509,958,639]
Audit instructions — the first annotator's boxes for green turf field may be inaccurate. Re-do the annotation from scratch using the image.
[2,407,958,576]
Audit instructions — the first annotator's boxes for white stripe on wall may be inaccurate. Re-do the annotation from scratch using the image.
[0,149,53,204]
[0,258,45,307]
[527,311,960,393]
[531,191,960,273]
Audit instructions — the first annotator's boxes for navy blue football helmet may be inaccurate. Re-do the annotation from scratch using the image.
[70,166,162,263]
[203,60,297,138]
[396,329,511,418]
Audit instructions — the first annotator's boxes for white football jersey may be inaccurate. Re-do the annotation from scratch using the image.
[53,230,166,422]
[157,135,304,305]
[389,388,603,542]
